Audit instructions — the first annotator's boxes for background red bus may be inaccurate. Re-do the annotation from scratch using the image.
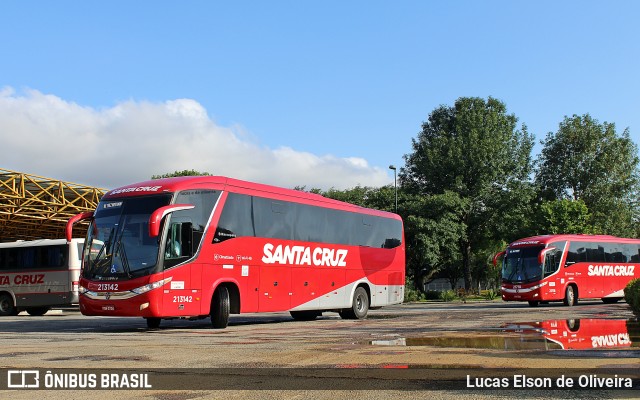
[67,176,405,328]
[494,234,640,307]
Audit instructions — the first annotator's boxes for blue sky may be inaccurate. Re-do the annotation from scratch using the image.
[1,1,638,189]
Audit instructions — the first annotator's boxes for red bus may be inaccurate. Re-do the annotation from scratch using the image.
[503,319,633,350]
[494,234,640,307]
[66,176,405,328]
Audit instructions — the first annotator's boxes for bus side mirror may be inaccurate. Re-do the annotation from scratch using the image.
[492,251,506,267]
[148,204,195,238]
[66,211,94,242]
[538,246,557,265]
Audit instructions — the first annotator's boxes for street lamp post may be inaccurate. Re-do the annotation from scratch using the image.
[388,165,397,213]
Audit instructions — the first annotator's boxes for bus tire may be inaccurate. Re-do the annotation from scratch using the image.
[26,307,50,316]
[563,285,577,307]
[566,319,581,332]
[0,293,16,317]
[339,287,369,320]
[527,301,539,307]
[290,311,320,321]
[211,286,230,329]
[146,317,161,329]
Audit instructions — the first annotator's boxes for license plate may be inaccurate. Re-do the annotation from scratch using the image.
[102,305,115,311]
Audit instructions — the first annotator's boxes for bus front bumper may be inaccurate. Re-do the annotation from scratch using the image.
[79,290,163,317]
[501,282,547,301]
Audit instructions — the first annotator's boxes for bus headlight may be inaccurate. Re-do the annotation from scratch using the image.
[78,285,97,297]
[131,278,172,295]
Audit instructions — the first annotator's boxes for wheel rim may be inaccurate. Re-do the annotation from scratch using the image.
[356,295,363,311]
[0,298,9,313]
[567,287,574,305]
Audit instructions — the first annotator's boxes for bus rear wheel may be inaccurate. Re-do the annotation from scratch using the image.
[339,287,369,320]
[211,286,230,329]
[26,307,50,316]
[563,285,577,307]
[0,294,16,317]
[290,311,321,321]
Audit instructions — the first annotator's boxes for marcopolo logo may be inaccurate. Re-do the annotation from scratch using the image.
[262,243,348,267]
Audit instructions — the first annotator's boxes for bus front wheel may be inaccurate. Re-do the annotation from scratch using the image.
[26,307,50,316]
[339,287,369,320]
[528,301,539,307]
[146,317,161,329]
[563,285,577,307]
[211,286,230,329]
[0,294,16,317]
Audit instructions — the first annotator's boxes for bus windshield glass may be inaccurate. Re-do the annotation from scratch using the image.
[502,246,544,284]
[82,194,172,279]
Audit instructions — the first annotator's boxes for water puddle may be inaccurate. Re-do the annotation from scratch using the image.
[370,319,640,352]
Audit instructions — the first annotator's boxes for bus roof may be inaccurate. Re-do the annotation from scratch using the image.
[101,176,401,220]
[509,234,640,248]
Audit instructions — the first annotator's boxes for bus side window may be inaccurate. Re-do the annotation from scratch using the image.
[544,241,566,277]
[603,243,627,263]
[566,242,578,266]
[165,222,193,259]
[629,244,640,263]
[214,193,254,243]
[587,243,605,262]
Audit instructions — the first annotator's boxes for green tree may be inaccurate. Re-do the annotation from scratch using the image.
[317,185,396,211]
[538,199,592,234]
[402,191,467,291]
[536,114,640,236]
[151,169,211,179]
[401,97,535,291]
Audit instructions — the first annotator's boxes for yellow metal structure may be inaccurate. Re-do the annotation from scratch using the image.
[0,169,106,242]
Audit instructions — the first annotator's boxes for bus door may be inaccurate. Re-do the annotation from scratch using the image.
[161,218,202,316]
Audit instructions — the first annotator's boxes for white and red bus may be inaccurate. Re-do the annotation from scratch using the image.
[66,176,405,329]
[0,238,83,316]
[494,234,640,307]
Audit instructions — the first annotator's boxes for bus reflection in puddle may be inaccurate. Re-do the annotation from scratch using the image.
[369,319,639,351]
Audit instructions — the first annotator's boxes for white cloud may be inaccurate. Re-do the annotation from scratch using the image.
[0,88,390,190]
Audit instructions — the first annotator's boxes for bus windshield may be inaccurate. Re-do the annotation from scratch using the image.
[502,246,544,284]
[82,194,172,279]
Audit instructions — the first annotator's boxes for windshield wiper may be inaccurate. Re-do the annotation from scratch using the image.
[93,228,114,262]
[115,238,132,278]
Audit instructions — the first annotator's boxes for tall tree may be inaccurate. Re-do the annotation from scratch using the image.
[151,169,211,179]
[401,97,534,291]
[536,114,640,236]
[538,199,592,234]
[402,191,467,291]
